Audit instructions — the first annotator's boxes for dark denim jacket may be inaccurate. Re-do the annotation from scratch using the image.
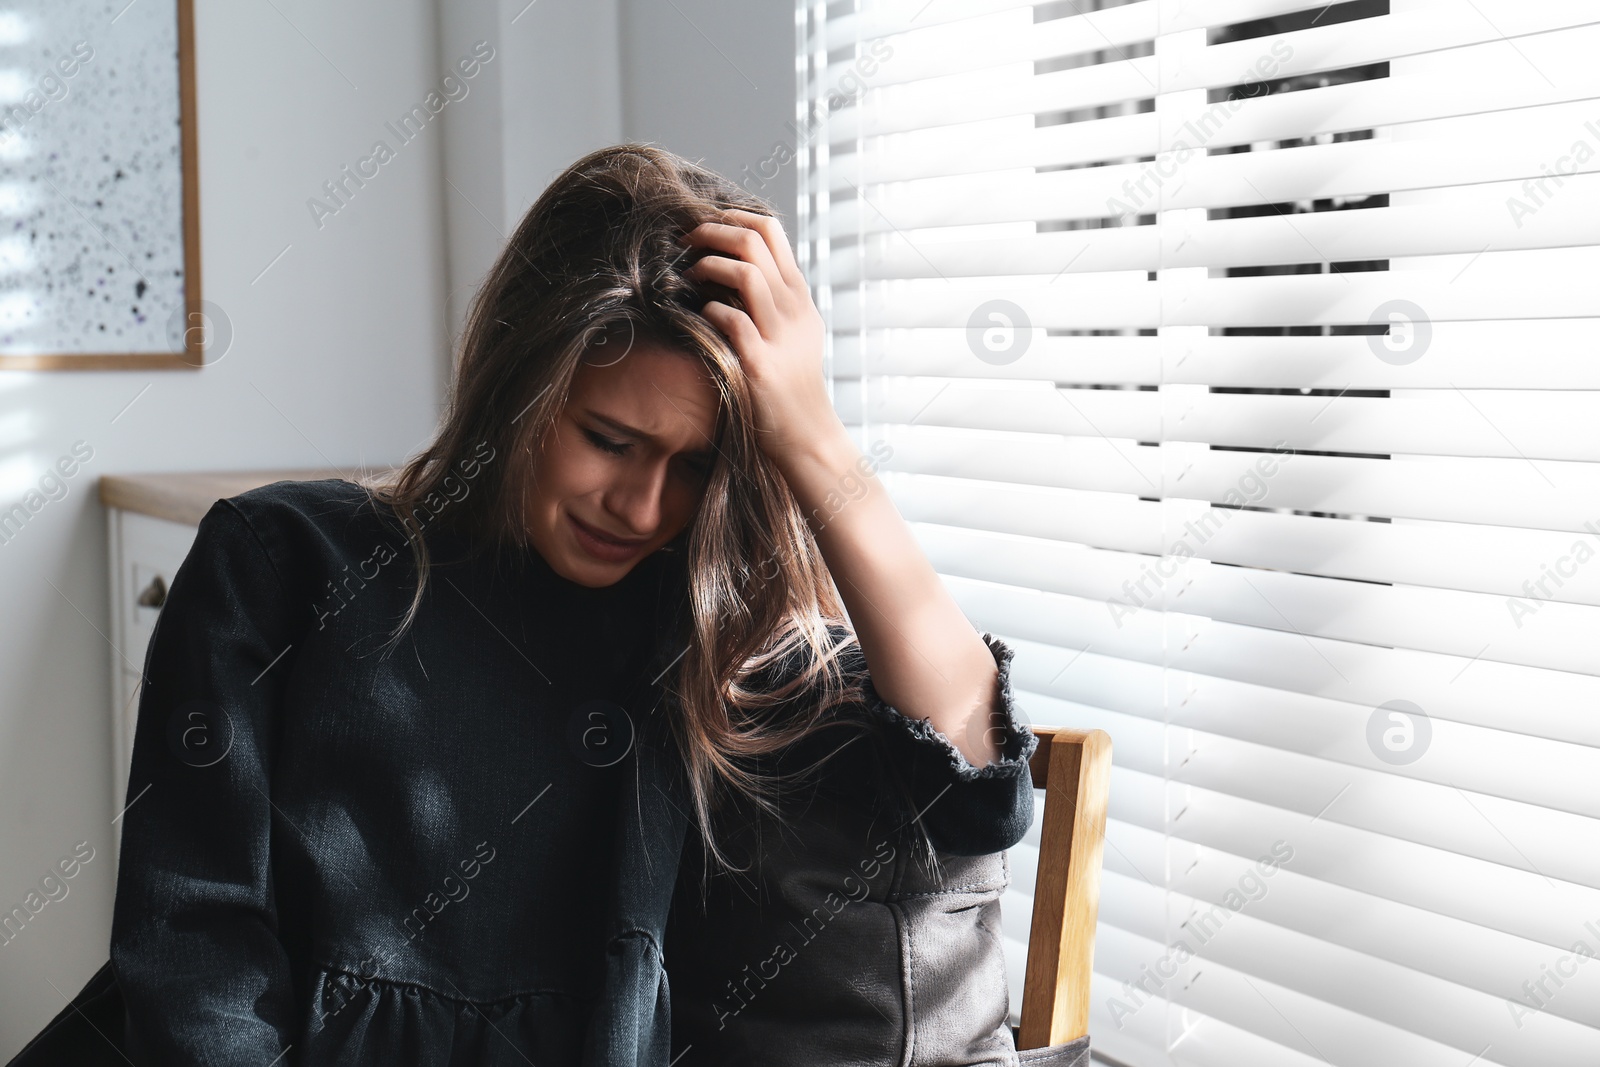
[7,479,1073,1067]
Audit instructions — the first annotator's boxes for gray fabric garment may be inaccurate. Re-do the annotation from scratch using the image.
[1016,1036,1091,1066]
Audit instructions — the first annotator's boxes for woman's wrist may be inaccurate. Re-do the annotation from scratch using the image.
[765,411,863,518]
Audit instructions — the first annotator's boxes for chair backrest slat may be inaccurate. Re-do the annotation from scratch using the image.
[1017,725,1112,1050]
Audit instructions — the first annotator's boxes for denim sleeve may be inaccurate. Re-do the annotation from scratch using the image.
[110,499,301,1066]
[852,631,1038,857]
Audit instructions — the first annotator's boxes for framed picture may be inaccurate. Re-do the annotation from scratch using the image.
[0,0,204,370]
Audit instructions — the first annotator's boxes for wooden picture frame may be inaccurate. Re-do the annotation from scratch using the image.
[0,0,204,371]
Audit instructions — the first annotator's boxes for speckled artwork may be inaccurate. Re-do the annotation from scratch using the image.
[0,1,186,356]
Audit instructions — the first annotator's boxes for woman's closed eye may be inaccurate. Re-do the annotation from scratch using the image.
[583,428,630,456]
[584,427,711,479]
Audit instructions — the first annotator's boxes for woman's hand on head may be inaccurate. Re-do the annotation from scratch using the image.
[683,215,1001,772]
[680,209,845,464]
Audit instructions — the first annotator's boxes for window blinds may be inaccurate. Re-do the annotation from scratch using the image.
[795,1,1600,1065]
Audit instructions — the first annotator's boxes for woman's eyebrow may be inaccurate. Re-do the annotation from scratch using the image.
[585,412,646,441]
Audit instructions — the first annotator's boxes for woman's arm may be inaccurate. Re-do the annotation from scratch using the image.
[767,422,1005,770]
[111,499,301,1065]
[683,210,1002,771]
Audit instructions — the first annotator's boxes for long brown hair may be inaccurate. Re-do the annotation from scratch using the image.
[358,143,873,867]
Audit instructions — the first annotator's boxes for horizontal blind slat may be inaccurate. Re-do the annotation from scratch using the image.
[830,258,1600,329]
[834,322,1600,389]
[1004,635,1600,749]
[1155,3,1600,96]
[816,0,1076,51]
[844,383,1600,462]
[829,177,1600,282]
[867,436,1600,532]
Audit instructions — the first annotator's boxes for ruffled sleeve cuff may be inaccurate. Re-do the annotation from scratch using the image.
[855,631,1038,784]
[829,632,1035,855]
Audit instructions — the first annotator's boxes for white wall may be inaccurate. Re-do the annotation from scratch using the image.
[435,0,625,342]
[0,0,794,1055]
[620,0,799,227]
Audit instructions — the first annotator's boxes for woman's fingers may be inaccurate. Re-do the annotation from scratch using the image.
[685,252,781,339]
[678,209,831,456]
[696,299,763,359]
[719,209,808,291]
[681,213,801,334]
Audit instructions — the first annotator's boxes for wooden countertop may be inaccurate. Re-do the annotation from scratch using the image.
[99,468,383,526]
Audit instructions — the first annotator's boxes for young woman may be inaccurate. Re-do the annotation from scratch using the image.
[9,145,1069,1067]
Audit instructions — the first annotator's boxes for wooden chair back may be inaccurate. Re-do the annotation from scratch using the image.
[1015,726,1113,1050]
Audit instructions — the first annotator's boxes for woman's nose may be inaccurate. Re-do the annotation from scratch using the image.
[605,459,667,535]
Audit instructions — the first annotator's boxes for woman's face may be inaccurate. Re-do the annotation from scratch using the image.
[525,341,720,587]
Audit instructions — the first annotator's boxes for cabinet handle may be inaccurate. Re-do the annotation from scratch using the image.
[136,574,167,609]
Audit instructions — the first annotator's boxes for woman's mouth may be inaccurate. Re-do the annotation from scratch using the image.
[567,513,650,564]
